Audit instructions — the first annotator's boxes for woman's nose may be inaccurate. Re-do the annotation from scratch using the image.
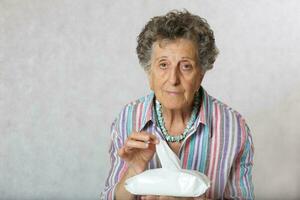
[168,67,180,86]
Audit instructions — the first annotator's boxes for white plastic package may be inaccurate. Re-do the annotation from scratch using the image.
[124,140,210,197]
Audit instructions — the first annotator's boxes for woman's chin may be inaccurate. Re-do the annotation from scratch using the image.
[157,93,190,110]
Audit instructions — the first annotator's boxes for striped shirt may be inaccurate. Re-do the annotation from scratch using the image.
[101,87,254,200]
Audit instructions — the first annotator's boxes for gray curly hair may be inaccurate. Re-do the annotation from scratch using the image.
[136,10,219,72]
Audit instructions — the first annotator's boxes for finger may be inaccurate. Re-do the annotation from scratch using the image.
[140,196,147,200]
[129,132,152,142]
[117,147,128,158]
[140,132,160,144]
[158,196,170,200]
[141,195,158,200]
[130,132,159,144]
[124,146,134,153]
[194,194,207,200]
[159,196,185,200]
[117,147,125,157]
[125,139,149,149]
[140,196,149,200]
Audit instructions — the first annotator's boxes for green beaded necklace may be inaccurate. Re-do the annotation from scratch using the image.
[155,91,201,142]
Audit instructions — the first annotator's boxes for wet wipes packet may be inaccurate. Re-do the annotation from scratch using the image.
[124,140,210,197]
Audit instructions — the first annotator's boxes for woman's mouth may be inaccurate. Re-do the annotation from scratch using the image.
[165,91,182,96]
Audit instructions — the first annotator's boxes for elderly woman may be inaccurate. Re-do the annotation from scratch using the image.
[101,10,254,200]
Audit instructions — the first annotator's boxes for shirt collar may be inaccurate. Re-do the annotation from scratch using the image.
[137,92,156,132]
[193,87,213,138]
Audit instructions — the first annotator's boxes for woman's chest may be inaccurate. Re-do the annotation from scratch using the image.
[167,142,181,156]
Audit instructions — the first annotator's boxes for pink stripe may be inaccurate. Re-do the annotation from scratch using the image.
[136,103,143,131]
[208,104,220,197]
[117,163,128,181]
[240,120,248,196]
[108,190,112,200]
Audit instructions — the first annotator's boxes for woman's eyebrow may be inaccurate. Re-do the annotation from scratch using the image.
[181,56,194,60]
[154,56,168,62]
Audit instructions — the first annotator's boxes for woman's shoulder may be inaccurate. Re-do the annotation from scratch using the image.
[118,92,154,114]
[124,92,155,108]
[112,92,155,133]
[208,93,246,123]
[205,92,253,151]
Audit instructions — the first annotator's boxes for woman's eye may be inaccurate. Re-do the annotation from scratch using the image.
[159,63,168,69]
[181,63,192,70]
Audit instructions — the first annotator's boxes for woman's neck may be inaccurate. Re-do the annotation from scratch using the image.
[161,105,193,135]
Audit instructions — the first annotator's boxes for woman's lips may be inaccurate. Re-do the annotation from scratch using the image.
[165,91,183,96]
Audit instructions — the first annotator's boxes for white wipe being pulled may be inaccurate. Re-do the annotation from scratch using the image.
[124,140,210,197]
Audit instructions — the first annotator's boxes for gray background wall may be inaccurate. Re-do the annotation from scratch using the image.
[1,0,299,199]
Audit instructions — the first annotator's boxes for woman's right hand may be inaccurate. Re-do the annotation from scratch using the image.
[118,131,159,174]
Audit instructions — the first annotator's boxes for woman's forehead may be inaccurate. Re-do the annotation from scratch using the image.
[155,38,196,48]
[151,38,197,60]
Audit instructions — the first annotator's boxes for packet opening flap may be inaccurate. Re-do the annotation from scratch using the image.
[155,140,181,170]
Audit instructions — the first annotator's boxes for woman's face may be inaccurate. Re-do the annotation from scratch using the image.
[148,38,204,110]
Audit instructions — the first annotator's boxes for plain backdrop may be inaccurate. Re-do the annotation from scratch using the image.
[1,0,300,199]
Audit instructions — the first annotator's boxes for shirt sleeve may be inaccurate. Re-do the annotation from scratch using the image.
[100,120,128,200]
[224,123,255,200]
